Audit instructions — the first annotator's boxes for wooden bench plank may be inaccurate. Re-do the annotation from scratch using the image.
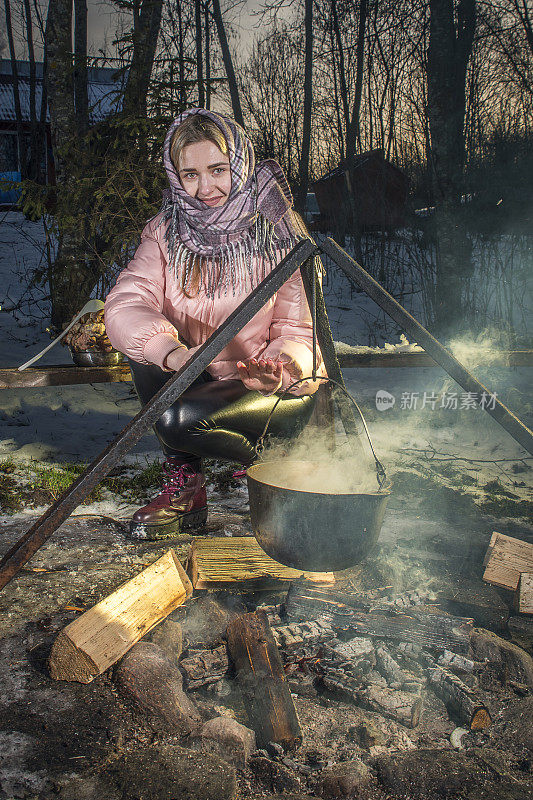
[0,363,132,389]
[1,350,531,390]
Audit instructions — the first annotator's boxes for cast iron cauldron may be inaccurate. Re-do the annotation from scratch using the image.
[247,460,390,572]
[246,379,391,573]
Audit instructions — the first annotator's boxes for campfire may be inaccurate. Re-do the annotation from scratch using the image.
[43,524,533,799]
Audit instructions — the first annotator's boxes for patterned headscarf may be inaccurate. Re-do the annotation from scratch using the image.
[159,108,306,296]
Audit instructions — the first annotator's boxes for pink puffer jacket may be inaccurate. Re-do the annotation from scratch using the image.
[104,213,326,392]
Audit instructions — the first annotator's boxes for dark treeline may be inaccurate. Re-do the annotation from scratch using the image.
[5,0,532,339]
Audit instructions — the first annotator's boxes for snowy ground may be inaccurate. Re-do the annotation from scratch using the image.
[0,211,531,524]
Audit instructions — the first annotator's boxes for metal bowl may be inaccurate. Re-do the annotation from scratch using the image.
[70,349,124,367]
[247,460,390,572]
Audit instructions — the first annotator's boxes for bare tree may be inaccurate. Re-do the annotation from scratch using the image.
[3,0,28,178]
[44,0,75,186]
[295,0,313,209]
[121,0,164,116]
[345,0,367,158]
[74,0,89,135]
[427,0,476,335]
[195,0,205,106]
[211,0,244,124]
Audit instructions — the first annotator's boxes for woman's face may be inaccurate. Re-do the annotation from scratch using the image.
[178,140,231,207]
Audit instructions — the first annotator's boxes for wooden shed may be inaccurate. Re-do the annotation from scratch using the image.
[0,59,125,203]
[311,149,408,231]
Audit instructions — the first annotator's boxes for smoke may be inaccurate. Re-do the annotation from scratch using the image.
[256,420,383,495]
[448,329,512,370]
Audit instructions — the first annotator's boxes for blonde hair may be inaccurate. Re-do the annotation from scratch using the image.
[169,115,229,296]
[170,115,229,173]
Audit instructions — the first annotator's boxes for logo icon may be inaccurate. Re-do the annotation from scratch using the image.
[376,390,395,411]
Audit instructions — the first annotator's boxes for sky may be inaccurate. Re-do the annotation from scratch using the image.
[2,0,265,62]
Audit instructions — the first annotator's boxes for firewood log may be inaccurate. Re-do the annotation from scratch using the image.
[48,550,192,683]
[226,611,302,750]
[427,665,491,730]
[483,532,533,591]
[375,645,423,691]
[360,684,423,728]
[437,650,478,673]
[516,573,533,615]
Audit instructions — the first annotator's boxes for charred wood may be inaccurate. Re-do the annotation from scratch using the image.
[371,589,436,611]
[437,650,478,673]
[226,611,302,750]
[272,620,336,652]
[179,645,230,690]
[427,664,491,730]
[285,585,472,652]
[360,684,423,728]
[375,645,423,691]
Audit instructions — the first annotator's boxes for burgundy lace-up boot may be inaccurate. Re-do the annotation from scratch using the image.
[128,458,207,540]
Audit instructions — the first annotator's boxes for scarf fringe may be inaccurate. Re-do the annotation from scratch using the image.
[157,201,302,298]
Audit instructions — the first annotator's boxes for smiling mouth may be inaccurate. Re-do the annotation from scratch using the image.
[201,196,224,206]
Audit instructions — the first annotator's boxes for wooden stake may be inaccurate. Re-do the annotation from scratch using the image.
[226,611,302,750]
[48,550,192,683]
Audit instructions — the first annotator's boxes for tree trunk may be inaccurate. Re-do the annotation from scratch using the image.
[74,0,89,136]
[4,0,27,178]
[345,0,367,159]
[121,0,164,117]
[204,0,211,109]
[23,0,45,182]
[427,0,476,337]
[211,0,244,126]
[195,0,205,107]
[295,0,313,211]
[177,0,186,107]
[44,0,75,186]
[330,0,349,159]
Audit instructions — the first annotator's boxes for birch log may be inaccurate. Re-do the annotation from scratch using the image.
[49,550,192,682]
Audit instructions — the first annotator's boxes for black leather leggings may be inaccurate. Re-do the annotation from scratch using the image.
[128,358,315,465]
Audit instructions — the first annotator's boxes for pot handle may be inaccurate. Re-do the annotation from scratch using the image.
[254,376,387,491]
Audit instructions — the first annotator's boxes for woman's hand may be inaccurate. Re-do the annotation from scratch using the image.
[164,344,201,372]
[236,357,284,395]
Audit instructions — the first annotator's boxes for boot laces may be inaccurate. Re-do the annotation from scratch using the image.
[158,461,198,498]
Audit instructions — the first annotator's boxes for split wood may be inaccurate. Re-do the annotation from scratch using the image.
[483,532,533,591]
[516,573,533,615]
[48,550,192,683]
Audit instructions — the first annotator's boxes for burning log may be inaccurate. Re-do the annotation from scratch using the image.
[286,592,473,653]
[426,664,491,730]
[324,637,376,674]
[48,550,192,683]
[483,532,533,591]
[179,645,230,690]
[371,589,436,611]
[226,611,302,750]
[360,684,423,728]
